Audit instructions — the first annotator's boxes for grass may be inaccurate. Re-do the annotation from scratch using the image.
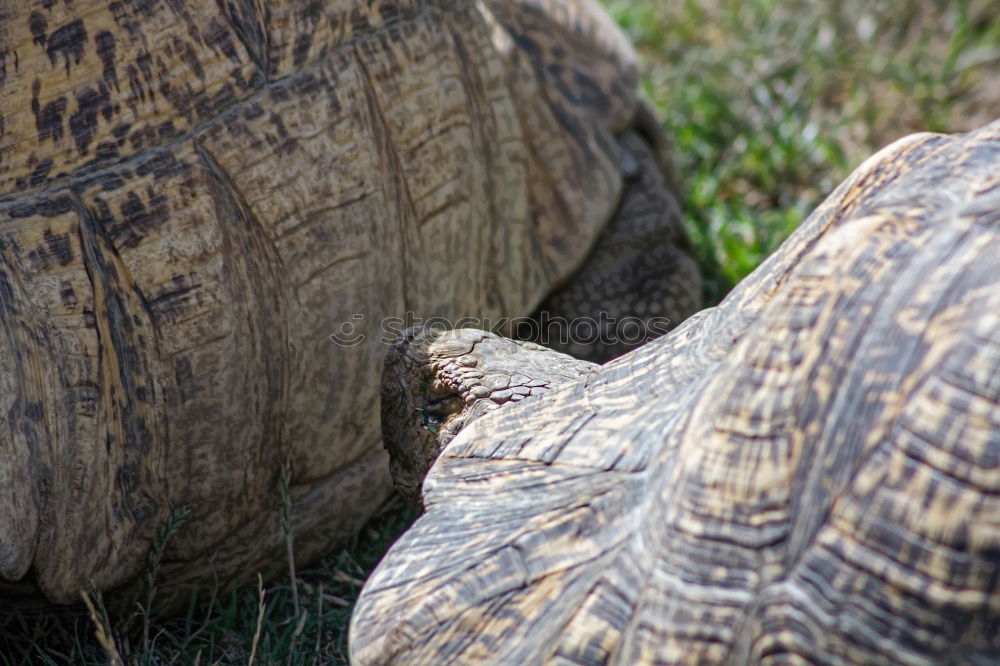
[2,1,998,663]
[0,499,416,665]
[606,0,1000,301]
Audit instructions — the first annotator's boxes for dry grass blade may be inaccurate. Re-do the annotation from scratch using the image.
[79,591,123,666]
[323,593,351,607]
[280,462,301,619]
[332,571,365,587]
[315,582,324,658]
[247,573,266,666]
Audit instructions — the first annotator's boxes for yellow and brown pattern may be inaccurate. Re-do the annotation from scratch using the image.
[0,0,697,606]
[352,119,1000,665]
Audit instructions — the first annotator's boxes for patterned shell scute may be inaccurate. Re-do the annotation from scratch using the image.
[350,119,1000,665]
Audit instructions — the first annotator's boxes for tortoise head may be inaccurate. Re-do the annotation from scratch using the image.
[380,326,598,509]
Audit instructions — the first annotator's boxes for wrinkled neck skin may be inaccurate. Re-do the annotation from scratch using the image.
[380,327,599,509]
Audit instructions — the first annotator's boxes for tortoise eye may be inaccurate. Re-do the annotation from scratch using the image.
[422,395,463,420]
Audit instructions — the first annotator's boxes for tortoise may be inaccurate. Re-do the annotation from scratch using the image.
[351,118,1000,664]
[0,0,700,607]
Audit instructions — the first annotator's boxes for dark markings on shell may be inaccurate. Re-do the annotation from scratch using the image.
[29,159,54,187]
[29,12,48,47]
[95,30,119,90]
[26,229,74,270]
[69,82,114,153]
[46,19,87,75]
[32,82,68,144]
[74,193,155,456]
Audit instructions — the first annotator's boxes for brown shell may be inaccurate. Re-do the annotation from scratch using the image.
[350,120,1000,664]
[0,0,646,603]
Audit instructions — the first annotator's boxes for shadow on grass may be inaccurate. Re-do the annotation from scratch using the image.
[0,498,417,665]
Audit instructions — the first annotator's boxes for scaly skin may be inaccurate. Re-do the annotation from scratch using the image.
[381,326,597,508]
[531,106,702,362]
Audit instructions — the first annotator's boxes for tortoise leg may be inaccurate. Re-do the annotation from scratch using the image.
[380,326,597,509]
[529,106,702,362]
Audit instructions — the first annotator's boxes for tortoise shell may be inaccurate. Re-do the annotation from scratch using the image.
[0,0,663,604]
[351,119,1000,664]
